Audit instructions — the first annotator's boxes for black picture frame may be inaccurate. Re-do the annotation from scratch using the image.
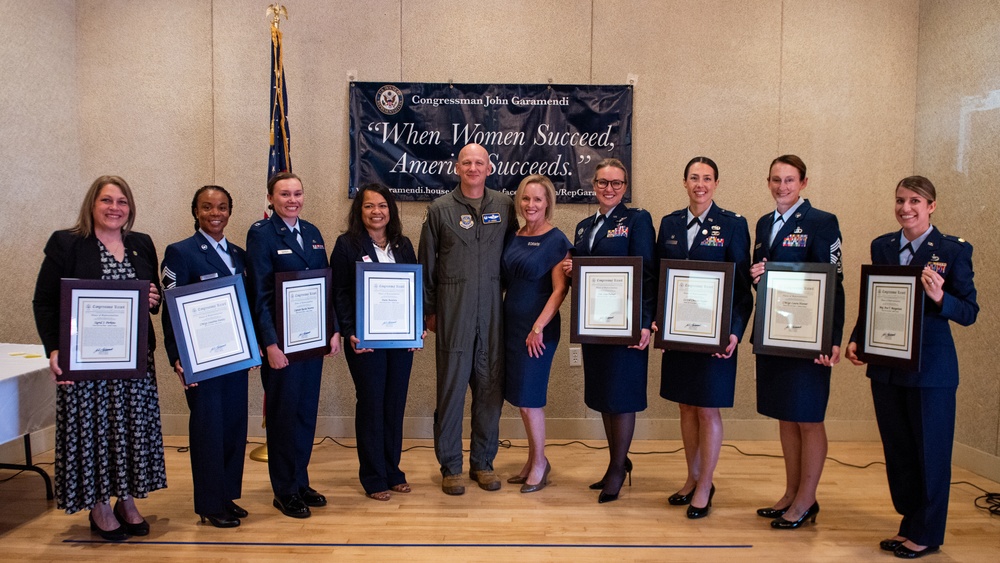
[654,259,734,354]
[855,264,924,370]
[58,278,149,380]
[275,268,333,362]
[753,262,836,359]
[570,256,642,346]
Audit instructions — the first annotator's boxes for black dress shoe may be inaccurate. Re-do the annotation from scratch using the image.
[225,501,249,519]
[113,500,150,536]
[200,512,240,528]
[881,538,904,551]
[771,501,819,529]
[589,458,633,490]
[756,506,789,518]
[90,512,129,541]
[686,484,716,519]
[273,494,311,518]
[668,489,694,506]
[299,487,327,507]
[894,545,940,559]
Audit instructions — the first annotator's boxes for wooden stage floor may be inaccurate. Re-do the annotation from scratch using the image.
[1,439,998,561]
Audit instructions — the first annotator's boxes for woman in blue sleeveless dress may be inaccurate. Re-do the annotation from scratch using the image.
[502,174,572,493]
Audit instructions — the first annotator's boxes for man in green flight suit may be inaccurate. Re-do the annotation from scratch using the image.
[419,143,517,495]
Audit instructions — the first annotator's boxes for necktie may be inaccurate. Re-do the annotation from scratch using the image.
[769,215,785,245]
[588,215,605,251]
[899,242,914,266]
[687,217,701,249]
[292,228,303,250]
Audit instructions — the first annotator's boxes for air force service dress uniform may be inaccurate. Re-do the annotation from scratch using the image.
[572,204,656,413]
[419,186,517,477]
[851,227,978,547]
[246,213,338,501]
[752,199,845,422]
[330,234,418,495]
[655,203,753,407]
[161,232,249,518]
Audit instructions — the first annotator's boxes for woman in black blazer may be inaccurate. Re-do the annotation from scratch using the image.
[331,183,420,501]
[161,185,249,528]
[246,171,340,519]
[654,157,753,518]
[33,175,165,541]
[846,176,978,558]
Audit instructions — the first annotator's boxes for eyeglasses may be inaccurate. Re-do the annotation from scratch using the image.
[594,179,627,190]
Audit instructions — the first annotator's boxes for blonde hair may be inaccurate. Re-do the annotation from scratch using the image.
[514,174,556,221]
[70,175,137,237]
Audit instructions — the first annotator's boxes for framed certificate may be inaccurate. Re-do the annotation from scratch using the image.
[753,262,836,359]
[276,268,333,362]
[654,260,734,354]
[855,265,924,370]
[355,263,423,349]
[58,278,149,380]
[164,275,262,384]
[570,256,642,345]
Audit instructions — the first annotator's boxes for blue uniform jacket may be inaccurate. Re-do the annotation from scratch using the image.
[573,204,657,329]
[753,199,846,346]
[330,234,417,339]
[160,232,248,367]
[656,202,754,340]
[245,214,338,349]
[852,227,977,387]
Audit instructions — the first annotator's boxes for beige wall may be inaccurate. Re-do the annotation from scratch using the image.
[1,1,995,478]
[914,0,1000,478]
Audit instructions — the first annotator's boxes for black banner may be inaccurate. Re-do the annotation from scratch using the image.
[349,82,633,203]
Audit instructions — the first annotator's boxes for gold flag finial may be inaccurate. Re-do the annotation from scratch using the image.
[267,4,288,29]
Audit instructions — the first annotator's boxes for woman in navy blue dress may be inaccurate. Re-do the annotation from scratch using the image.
[846,176,977,558]
[246,172,341,519]
[563,158,656,504]
[654,157,752,518]
[502,174,572,493]
[750,155,844,529]
[331,183,420,502]
[161,185,249,528]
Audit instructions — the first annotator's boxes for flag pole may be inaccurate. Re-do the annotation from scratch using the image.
[252,3,290,464]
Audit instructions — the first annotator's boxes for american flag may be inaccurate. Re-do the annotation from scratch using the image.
[266,5,291,218]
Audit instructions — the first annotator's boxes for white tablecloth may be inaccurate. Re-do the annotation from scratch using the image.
[0,343,55,445]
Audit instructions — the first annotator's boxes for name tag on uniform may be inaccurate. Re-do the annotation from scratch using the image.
[199,272,219,281]
[278,249,293,255]
[665,239,679,245]
[782,234,807,247]
[482,213,501,224]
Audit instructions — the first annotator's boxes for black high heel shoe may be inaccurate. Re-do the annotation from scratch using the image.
[90,511,129,542]
[589,457,632,490]
[756,505,789,518]
[200,512,241,528]
[113,500,150,536]
[686,484,716,519]
[770,501,819,529]
[668,485,696,506]
[597,464,632,504]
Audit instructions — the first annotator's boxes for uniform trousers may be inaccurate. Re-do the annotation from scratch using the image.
[261,356,323,497]
[184,371,248,515]
[871,380,956,546]
[345,347,412,494]
[434,330,502,476]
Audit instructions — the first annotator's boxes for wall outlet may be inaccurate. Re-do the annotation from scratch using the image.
[569,347,582,366]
